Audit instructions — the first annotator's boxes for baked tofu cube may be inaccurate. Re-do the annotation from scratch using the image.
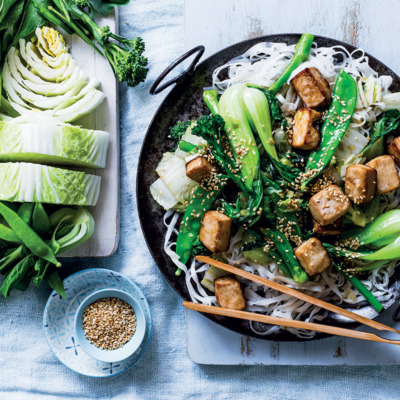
[292,108,321,150]
[388,137,400,167]
[294,238,331,276]
[345,164,377,204]
[199,211,232,253]
[290,67,331,109]
[308,185,351,226]
[186,156,213,182]
[367,155,400,194]
[214,275,246,310]
[313,217,343,236]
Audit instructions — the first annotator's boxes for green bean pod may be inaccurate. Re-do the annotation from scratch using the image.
[176,175,227,265]
[301,70,357,189]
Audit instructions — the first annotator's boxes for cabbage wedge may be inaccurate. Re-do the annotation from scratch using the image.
[0,163,101,206]
[0,112,109,168]
[1,27,105,122]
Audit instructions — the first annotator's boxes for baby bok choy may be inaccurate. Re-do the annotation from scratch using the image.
[326,210,400,262]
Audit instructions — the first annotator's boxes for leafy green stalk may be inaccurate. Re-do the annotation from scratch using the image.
[203,89,219,115]
[334,263,383,312]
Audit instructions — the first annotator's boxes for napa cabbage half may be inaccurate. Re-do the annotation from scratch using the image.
[1,27,105,122]
[0,162,101,206]
[0,112,109,168]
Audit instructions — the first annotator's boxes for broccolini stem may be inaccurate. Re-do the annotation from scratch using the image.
[268,33,314,95]
[334,263,383,312]
[203,90,219,115]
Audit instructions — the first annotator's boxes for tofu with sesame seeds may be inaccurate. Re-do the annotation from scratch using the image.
[199,211,232,253]
[345,164,377,204]
[308,185,351,226]
[290,67,331,109]
[294,238,331,276]
[367,155,400,194]
[388,137,400,167]
[292,108,321,150]
[313,217,343,236]
[186,156,213,183]
[214,275,246,310]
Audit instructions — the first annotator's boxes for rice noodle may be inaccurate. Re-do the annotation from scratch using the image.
[162,40,398,338]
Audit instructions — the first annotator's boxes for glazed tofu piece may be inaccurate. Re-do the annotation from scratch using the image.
[199,211,232,253]
[214,275,246,310]
[388,137,400,167]
[345,164,377,204]
[313,217,343,236]
[294,238,331,276]
[308,185,351,226]
[292,108,321,150]
[186,156,213,183]
[290,67,331,109]
[367,155,400,194]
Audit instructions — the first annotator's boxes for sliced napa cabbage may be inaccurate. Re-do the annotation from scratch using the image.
[382,92,400,110]
[152,152,198,210]
[150,178,178,210]
[333,127,369,178]
[0,112,109,168]
[356,75,387,109]
[0,162,101,206]
[1,27,105,122]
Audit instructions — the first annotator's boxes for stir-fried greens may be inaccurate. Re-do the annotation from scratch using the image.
[151,33,400,336]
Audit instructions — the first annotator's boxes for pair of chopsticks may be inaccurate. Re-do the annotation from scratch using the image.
[182,256,400,345]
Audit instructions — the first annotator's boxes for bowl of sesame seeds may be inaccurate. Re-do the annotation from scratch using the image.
[74,288,146,363]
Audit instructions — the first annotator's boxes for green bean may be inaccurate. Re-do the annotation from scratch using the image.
[0,202,60,267]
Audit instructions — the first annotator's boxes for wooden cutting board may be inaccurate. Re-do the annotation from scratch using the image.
[61,11,119,257]
[184,0,400,365]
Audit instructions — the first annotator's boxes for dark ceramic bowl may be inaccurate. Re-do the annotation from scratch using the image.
[137,34,400,341]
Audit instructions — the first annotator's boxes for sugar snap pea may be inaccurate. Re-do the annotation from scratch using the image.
[32,202,51,236]
[0,202,61,267]
[0,224,21,245]
[0,255,34,298]
[176,175,227,266]
[301,70,357,189]
[18,203,34,226]
[45,267,65,298]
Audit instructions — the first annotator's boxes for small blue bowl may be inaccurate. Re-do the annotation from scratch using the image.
[74,289,146,363]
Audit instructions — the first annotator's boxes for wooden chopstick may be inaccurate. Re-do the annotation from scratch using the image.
[183,301,400,345]
[196,255,400,335]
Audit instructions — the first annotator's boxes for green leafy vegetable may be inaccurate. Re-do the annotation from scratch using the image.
[169,120,191,150]
[33,0,148,87]
[0,162,101,206]
[0,112,110,168]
